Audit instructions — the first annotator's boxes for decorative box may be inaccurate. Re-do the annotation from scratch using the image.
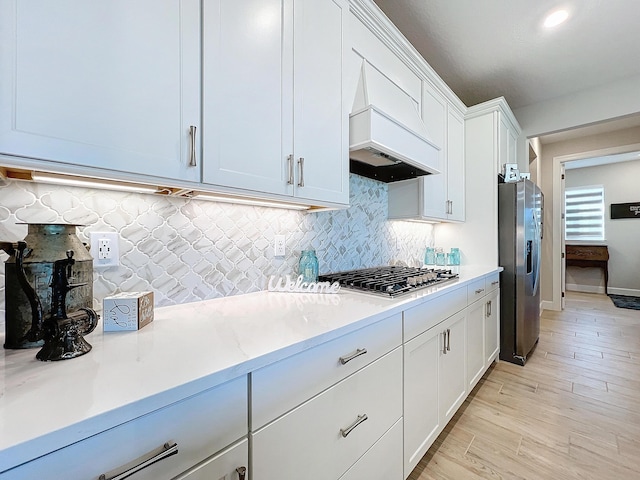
[103,291,154,331]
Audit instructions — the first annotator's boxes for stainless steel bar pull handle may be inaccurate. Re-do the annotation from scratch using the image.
[189,125,197,167]
[475,288,484,294]
[446,328,451,352]
[491,280,499,286]
[486,300,492,317]
[236,466,247,480]
[99,441,178,480]
[298,157,305,187]
[443,331,447,354]
[339,347,367,365]
[287,154,294,185]
[340,414,368,438]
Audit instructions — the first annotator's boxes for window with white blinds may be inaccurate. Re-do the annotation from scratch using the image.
[564,185,605,241]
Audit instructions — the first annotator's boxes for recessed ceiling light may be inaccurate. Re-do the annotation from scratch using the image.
[544,9,569,28]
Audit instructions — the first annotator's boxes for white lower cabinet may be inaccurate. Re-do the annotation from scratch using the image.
[402,294,467,477]
[466,296,486,390]
[403,323,441,475]
[339,419,403,480]
[403,277,501,478]
[438,310,467,424]
[2,376,248,480]
[175,439,248,480]
[251,348,403,480]
[485,288,500,365]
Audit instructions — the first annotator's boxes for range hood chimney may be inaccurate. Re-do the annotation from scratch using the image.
[349,61,441,183]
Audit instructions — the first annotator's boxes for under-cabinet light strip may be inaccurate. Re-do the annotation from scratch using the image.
[30,172,160,194]
[193,192,309,210]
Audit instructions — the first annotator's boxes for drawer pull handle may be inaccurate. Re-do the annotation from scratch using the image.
[339,348,367,365]
[99,441,178,480]
[236,466,247,480]
[298,157,305,187]
[446,328,451,352]
[340,413,368,438]
[287,154,294,185]
[189,125,197,167]
[491,281,499,286]
[475,288,484,294]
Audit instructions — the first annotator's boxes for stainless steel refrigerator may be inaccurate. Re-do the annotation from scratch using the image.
[498,179,543,365]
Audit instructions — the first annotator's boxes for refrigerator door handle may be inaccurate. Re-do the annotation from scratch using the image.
[532,209,541,295]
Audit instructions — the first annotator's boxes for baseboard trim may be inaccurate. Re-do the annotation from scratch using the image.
[541,300,558,312]
[608,287,640,297]
[566,283,605,294]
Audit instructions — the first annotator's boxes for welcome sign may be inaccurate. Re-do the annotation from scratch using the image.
[611,202,640,219]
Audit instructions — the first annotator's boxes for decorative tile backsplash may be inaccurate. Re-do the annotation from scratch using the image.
[0,174,434,331]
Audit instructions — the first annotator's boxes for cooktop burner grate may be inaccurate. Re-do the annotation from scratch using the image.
[319,265,458,297]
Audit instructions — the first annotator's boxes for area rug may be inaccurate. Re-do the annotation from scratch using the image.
[609,294,640,310]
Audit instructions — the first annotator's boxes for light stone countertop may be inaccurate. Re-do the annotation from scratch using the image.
[0,265,501,473]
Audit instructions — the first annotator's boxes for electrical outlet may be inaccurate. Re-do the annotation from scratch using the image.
[274,235,286,257]
[90,232,120,268]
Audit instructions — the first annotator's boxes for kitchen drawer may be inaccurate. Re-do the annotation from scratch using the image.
[485,272,500,293]
[467,278,487,304]
[175,439,247,480]
[251,348,402,480]
[403,286,467,341]
[252,313,401,429]
[3,376,248,480]
[339,419,403,480]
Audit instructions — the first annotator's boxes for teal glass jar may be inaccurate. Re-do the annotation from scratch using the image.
[449,248,460,266]
[298,250,319,283]
[424,247,436,267]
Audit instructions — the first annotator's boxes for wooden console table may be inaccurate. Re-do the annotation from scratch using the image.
[565,245,609,294]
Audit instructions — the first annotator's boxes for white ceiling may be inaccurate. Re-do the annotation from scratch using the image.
[372,0,640,111]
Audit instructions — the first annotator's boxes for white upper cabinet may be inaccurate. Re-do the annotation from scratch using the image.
[498,113,518,174]
[387,82,465,223]
[203,0,349,205]
[0,0,201,183]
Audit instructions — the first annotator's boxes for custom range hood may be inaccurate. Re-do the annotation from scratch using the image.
[349,61,441,183]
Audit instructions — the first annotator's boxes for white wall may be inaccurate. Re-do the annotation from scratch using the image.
[565,160,640,296]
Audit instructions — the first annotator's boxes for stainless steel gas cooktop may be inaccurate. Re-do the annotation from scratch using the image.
[319,265,458,298]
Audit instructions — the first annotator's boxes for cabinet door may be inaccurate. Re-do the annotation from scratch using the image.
[439,311,466,425]
[202,0,291,196]
[252,348,402,480]
[485,289,500,365]
[498,113,517,173]
[446,108,465,221]
[2,376,248,480]
[419,81,448,219]
[403,326,441,476]
[339,419,403,480]
[292,0,348,205]
[176,439,248,480]
[465,298,485,391]
[0,0,200,182]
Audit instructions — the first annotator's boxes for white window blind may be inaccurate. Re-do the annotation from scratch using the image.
[564,186,605,241]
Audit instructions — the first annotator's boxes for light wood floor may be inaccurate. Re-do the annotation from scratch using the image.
[409,291,640,480]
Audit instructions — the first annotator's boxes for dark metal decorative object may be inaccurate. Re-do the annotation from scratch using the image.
[36,250,98,361]
[1,223,94,349]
